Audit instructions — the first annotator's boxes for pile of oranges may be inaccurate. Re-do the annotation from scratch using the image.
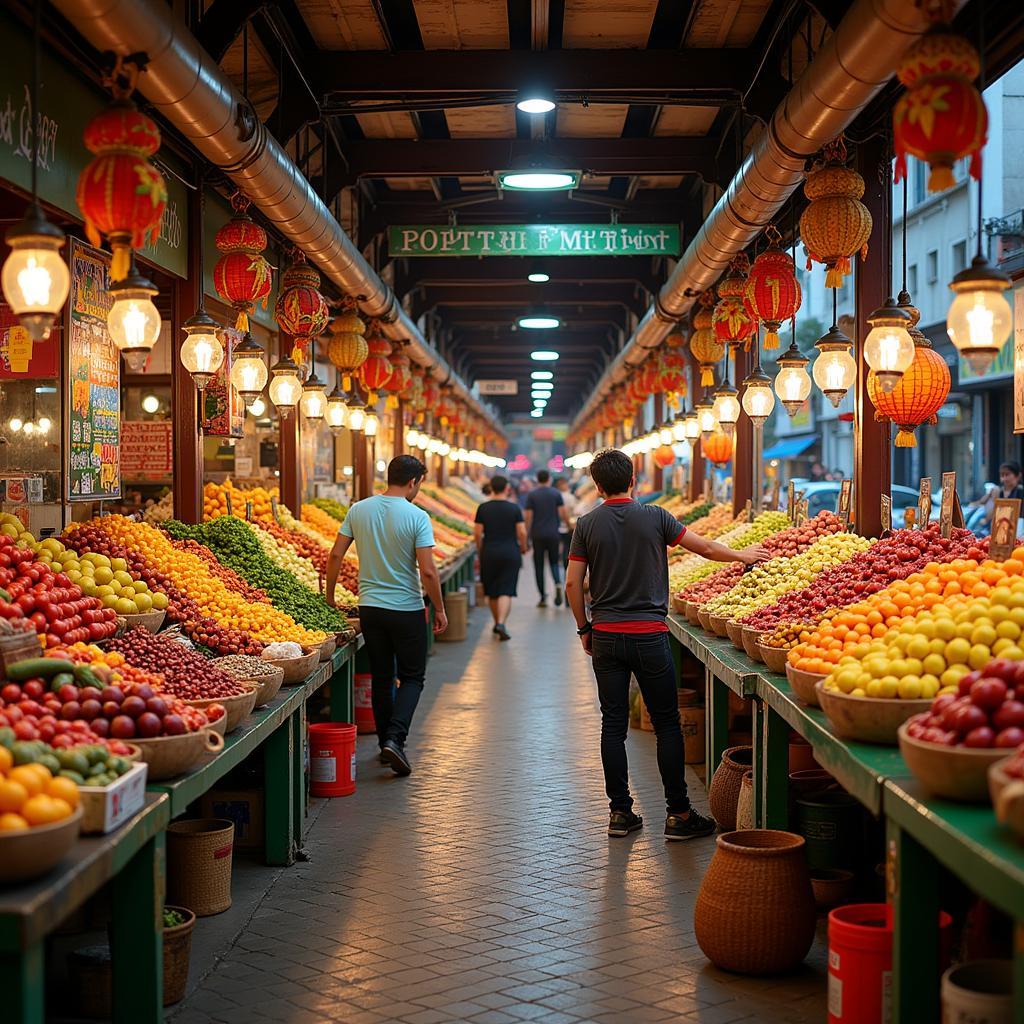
[0,746,79,831]
[203,481,277,523]
[301,504,343,542]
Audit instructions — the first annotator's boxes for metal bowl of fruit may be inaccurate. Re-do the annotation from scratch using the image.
[817,681,931,745]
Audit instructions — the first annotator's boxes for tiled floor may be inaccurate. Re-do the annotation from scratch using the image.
[171,573,826,1023]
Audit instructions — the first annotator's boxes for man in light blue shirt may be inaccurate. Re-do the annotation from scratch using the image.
[327,456,447,775]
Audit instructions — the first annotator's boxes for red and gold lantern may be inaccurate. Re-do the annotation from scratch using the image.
[712,255,757,350]
[689,290,726,386]
[326,299,368,389]
[894,22,987,194]
[358,323,393,405]
[653,445,676,469]
[213,194,274,331]
[275,251,329,359]
[76,75,167,282]
[436,386,454,427]
[800,140,872,289]
[703,430,733,466]
[659,349,688,408]
[385,342,411,408]
[744,226,802,350]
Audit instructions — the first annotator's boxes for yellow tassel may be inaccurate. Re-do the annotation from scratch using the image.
[894,428,917,448]
[825,266,844,289]
[342,374,352,390]
[763,330,780,351]
[110,245,130,283]
[440,415,449,426]
[368,390,378,405]
[235,311,250,332]
[928,164,956,193]
[386,395,398,409]
[700,367,714,386]
[416,412,424,424]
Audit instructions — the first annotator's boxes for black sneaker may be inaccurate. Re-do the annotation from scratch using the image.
[492,625,501,636]
[381,739,412,776]
[379,749,388,765]
[665,810,716,841]
[537,598,548,608]
[554,586,564,607]
[496,624,511,642]
[608,810,643,837]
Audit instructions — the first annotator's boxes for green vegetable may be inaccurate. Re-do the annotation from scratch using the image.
[50,671,76,692]
[0,727,13,748]
[59,770,86,785]
[0,587,10,601]
[310,497,348,522]
[7,657,75,681]
[163,908,187,929]
[73,665,102,689]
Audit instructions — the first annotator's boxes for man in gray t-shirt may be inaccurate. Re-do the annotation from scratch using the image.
[525,469,569,607]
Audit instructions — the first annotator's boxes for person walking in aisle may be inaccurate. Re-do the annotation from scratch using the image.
[525,469,569,608]
[566,449,770,840]
[326,455,447,776]
[555,476,579,569]
[474,475,528,641]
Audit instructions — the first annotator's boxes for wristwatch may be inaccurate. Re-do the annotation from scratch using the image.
[577,622,593,636]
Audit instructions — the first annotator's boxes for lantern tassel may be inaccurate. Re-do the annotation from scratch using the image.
[825,258,851,290]
[386,395,398,409]
[342,374,352,390]
[110,244,131,283]
[700,366,715,386]
[235,310,250,331]
[367,390,379,405]
[928,163,956,194]
[894,427,917,448]
[763,329,780,351]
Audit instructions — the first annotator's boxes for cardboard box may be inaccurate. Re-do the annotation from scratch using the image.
[79,761,148,834]
[200,789,265,850]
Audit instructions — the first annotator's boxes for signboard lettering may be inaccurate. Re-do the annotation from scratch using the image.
[120,421,172,480]
[990,498,1021,561]
[476,380,519,396]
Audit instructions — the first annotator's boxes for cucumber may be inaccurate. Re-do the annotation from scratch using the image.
[58,769,86,785]
[50,671,76,692]
[6,657,75,681]
[73,665,102,689]
[0,588,10,602]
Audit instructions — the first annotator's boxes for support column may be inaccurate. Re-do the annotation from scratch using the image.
[393,401,404,458]
[278,333,301,512]
[732,346,753,515]
[352,431,370,500]
[854,135,892,537]
[687,352,705,502]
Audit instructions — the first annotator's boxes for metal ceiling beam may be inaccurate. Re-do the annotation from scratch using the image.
[336,138,719,184]
[315,49,753,98]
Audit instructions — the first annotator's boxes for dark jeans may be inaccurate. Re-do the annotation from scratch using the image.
[559,529,573,568]
[591,631,689,815]
[532,534,562,597]
[359,605,429,747]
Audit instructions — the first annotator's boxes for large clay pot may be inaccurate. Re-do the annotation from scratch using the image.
[694,830,817,975]
[708,745,753,831]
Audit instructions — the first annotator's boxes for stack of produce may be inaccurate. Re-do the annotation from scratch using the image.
[163,516,344,636]
[702,533,872,621]
[202,481,276,522]
[301,504,344,542]
[680,564,745,605]
[1,737,134,794]
[0,744,81,831]
[744,524,982,637]
[309,497,347,522]
[249,522,320,591]
[414,490,474,536]
[681,504,738,539]
[170,539,271,605]
[420,484,477,525]
[143,492,174,524]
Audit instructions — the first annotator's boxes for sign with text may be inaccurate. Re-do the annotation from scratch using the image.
[476,380,519,396]
[0,307,59,378]
[880,494,892,533]
[940,472,957,538]
[388,223,680,258]
[918,477,932,528]
[65,241,120,501]
[990,498,1021,561]
[837,479,852,525]
[120,421,173,481]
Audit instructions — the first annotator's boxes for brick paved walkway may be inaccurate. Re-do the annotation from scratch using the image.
[172,577,826,1023]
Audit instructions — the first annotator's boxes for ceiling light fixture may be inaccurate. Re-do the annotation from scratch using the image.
[516,94,556,115]
[527,271,550,283]
[531,409,544,418]
[530,350,560,361]
[531,370,554,380]
[141,394,160,414]
[519,315,560,330]
[497,169,579,192]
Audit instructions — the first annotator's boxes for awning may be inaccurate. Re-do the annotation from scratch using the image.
[762,435,817,460]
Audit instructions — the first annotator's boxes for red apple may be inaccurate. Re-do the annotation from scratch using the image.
[964,726,995,748]
[995,727,1024,748]
[970,678,1008,711]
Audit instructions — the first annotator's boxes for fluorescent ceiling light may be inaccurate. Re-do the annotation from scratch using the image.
[498,170,580,192]
[530,350,560,361]
[533,399,548,408]
[532,383,553,392]
[531,409,544,418]
[516,96,556,115]
[531,370,554,380]
[531,392,551,400]
[518,315,560,329]
[527,271,550,283]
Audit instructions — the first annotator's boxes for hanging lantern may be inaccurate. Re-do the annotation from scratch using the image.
[683,410,701,442]
[774,340,812,417]
[745,226,802,351]
[711,379,741,438]
[712,255,757,350]
[420,375,440,425]
[435,386,454,427]
[274,251,329,356]
[812,322,857,408]
[76,64,167,281]
[800,139,872,289]
[946,255,1013,374]
[180,308,224,391]
[864,297,915,393]
[325,378,349,434]
[406,362,426,415]
[893,23,987,194]
[689,291,726,385]
[659,348,688,409]
[299,365,328,422]
[327,300,368,388]
[703,430,733,467]
[3,204,70,342]
[868,296,951,447]
[696,398,718,442]
[653,445,676,469]
[269,353,302,417]
[358,323,394,405]
[107,254,161,371]
[346,382,368,432]
[385,343,412,409]
[741,363,776,429]
[213,194,273,331]
[230,332,269,406]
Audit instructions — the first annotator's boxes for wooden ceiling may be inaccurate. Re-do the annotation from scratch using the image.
[202,0,816,418]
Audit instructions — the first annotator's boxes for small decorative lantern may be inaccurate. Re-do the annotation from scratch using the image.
[213,194,273,330]
[327,300,368,387]
[357,322,394,405]
[712,255,757,350]
[864,297,915,393]
[653,445,676,469]
[745,225,802,350]
[774,340,812,417]
[812,321,857,408]
[703,430,734,467]
[274,250,329,356]
[689,291,726,385]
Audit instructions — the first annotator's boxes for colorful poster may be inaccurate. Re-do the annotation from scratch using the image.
[66,241,120,501]
[121,421,173,480]
[201,327,244,438]
[0,306,60,377]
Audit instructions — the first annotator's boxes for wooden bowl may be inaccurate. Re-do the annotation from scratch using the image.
[187,684,258,734]
[685,601,702,626]
[741,626,763,663]
[248,667,285,708]
[0,805,83,883]
[810,868,856,910]
[131,728,224,781]
[319,636,337,662]
[672,595,688,616]
[708,613,731,637]
[989,757,1024,840]
[119,743,143,764]
[205,711,226,736]
[898,722,1007,802]
[725,618,745,648]
[119,610,166,633]
[262,648,319,684]
[697,608,713,632]
[816,682,930,745]
[785,663,825,707]
[758,642,790,674]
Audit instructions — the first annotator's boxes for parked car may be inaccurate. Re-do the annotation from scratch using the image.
[790,481,940,524]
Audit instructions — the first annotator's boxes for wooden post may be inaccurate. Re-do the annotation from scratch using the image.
[352,431,369,500]
[854,135,892,537]
[732,346,753,515]
[172,191,203,524]
[278,333,301,513]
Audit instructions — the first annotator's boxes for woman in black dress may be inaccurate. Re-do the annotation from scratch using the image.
[474,475,527,640]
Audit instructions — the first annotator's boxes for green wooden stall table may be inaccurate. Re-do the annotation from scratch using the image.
[0,793,169,1024]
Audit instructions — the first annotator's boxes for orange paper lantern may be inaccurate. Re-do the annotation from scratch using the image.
[703,430,733,466]
[358,324,394,404]
[689,291,726,386]
[653,445,676,469]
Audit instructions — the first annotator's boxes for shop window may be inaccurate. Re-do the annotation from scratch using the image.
[908,264,918,294]
[952,240,967,275]
[912,160,927,206]
[926,249,939,283]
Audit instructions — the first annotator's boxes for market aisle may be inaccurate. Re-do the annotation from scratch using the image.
[173,576,826,1024]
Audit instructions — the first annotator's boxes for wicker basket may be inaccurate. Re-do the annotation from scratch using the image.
[725,619,745,648]
[672,595,688,616]
[708,613,731,637]
[697,608,713,632]
[735,770,755,830]
[319,636,337,662]
[166,818,235,916]
[187,684,259,734]
[741,626,763,662]
[120,610,166,633]
[0,805,82,883]
[785,663,825,707]
[263,648,319,684]
[758,642,790,674]
[0,630,44,677]
[163,906,196,1005]
[248,666,286,707]
[708,745,753,831]
[131,728,224,781]
[694,830,817,975]
[685,601,702,626]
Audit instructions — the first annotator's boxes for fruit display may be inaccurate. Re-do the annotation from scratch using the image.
[309,497,347,522]
[301,503,345,541]
[702,533,871,621]
[0,744,80,831]
[143,491,174,524]
[170,538,271,605]
[162,516,343,636]
[413,490,474,536]
[1,737,135,789]
[679,563,745,605]
[202,480,276,522]
[678,503,738,540]
[215,655,283,680]
[250,522,320,591]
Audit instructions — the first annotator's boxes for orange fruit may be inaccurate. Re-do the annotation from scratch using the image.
[0,812,29,831]
[0,746,12,773]
[21,794,71,826]
[9,765,45,797]
[46,776,80,810]
[0,778,28,813]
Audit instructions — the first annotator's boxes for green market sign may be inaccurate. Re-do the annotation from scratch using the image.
[389,223,680,257]
[0,7,188,279]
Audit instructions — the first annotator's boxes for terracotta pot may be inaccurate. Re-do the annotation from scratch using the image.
[736,770,755,830]
[788,734,818,774]
[708,745,753,831]
[694,829,817,975]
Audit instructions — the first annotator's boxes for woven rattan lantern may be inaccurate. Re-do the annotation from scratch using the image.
[327,300,368,388]
[800,140,872,289]
[689,291,726,386]
[745,226,802,351]
[712,255,757,350]
[703,430,733,467]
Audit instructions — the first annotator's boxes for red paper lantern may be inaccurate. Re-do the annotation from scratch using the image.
[703,430,734,466]
[659,350,688,407]
[274,251,329,353]
[713,255,757,350]
[76,88,167,282]
[894,26,987,193]
[744,226,802,351]
[653,445,676,469]
[384,343,411,408]
[213,194,274,331]
[358,324,394,405]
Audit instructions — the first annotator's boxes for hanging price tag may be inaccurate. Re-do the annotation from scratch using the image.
[990,498,1022,561]
[940,472,957,538]
[225,491,233,517]
[918,477,932,528]
[880,494,892,533]
[837,479,853,526]
[245,501,253,522]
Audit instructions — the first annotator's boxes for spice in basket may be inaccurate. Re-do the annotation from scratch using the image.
[216,655,281,679]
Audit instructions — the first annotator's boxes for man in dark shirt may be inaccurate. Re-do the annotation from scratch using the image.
[566,449,769,840]
[525,469,569,608]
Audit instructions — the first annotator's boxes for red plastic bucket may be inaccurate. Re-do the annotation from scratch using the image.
[828,903,952,1023]
[308,723,357,797]
[353,673,376,734]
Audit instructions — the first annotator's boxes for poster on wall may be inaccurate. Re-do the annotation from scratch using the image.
[0,307,60,377]
[201,327,244,438]
[121,421,173,480]
[65,240,120,501]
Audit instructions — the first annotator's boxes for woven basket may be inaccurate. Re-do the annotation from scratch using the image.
[0,630,43,676]
[187,684,259,734]
[248,666,285,707]
[697,608,713,632]
[319,636,337,662]
[708,745,753,831]
[736,770,755,830]
[163,906,196,1005]
[725,619,745,648]
[741,626,763,662]
[694,830,817,975]
[263,648,319,684]
[758,642,790,673]
[685,601,702,626]
[786,662,825,707]
[708,613,731,637]
[166,819,235,916]
[120,609,166,633]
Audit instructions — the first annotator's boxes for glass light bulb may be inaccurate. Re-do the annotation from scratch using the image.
[250,397,267,417]
[1,242,70,340]
[774,365,812,415]
[347,406,365,432]
[697,405,718,440]
[427,438,441,453]
[415,432,429,449]
[141,394,160,414]
[21,421,33,436]
[325,395,347,432]
[741,384,775,424]
[8,418,22,433]
[947,289,1012,373]
[659,427,674,446]
[269,372,302,415]
[181,331,224,376]
[864,324,914,391]
[712,391,740,426]
[439,442,451,457]
[230,352,269,401]
[672,420,687,442]
[684,413,700,441]
[109,297,160,359]
[363,412,379,436]
[812,349,857,407]
[299,385,327,421]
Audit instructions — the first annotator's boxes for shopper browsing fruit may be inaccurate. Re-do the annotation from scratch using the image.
[565,449,770,840]
[326,455,446,776]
